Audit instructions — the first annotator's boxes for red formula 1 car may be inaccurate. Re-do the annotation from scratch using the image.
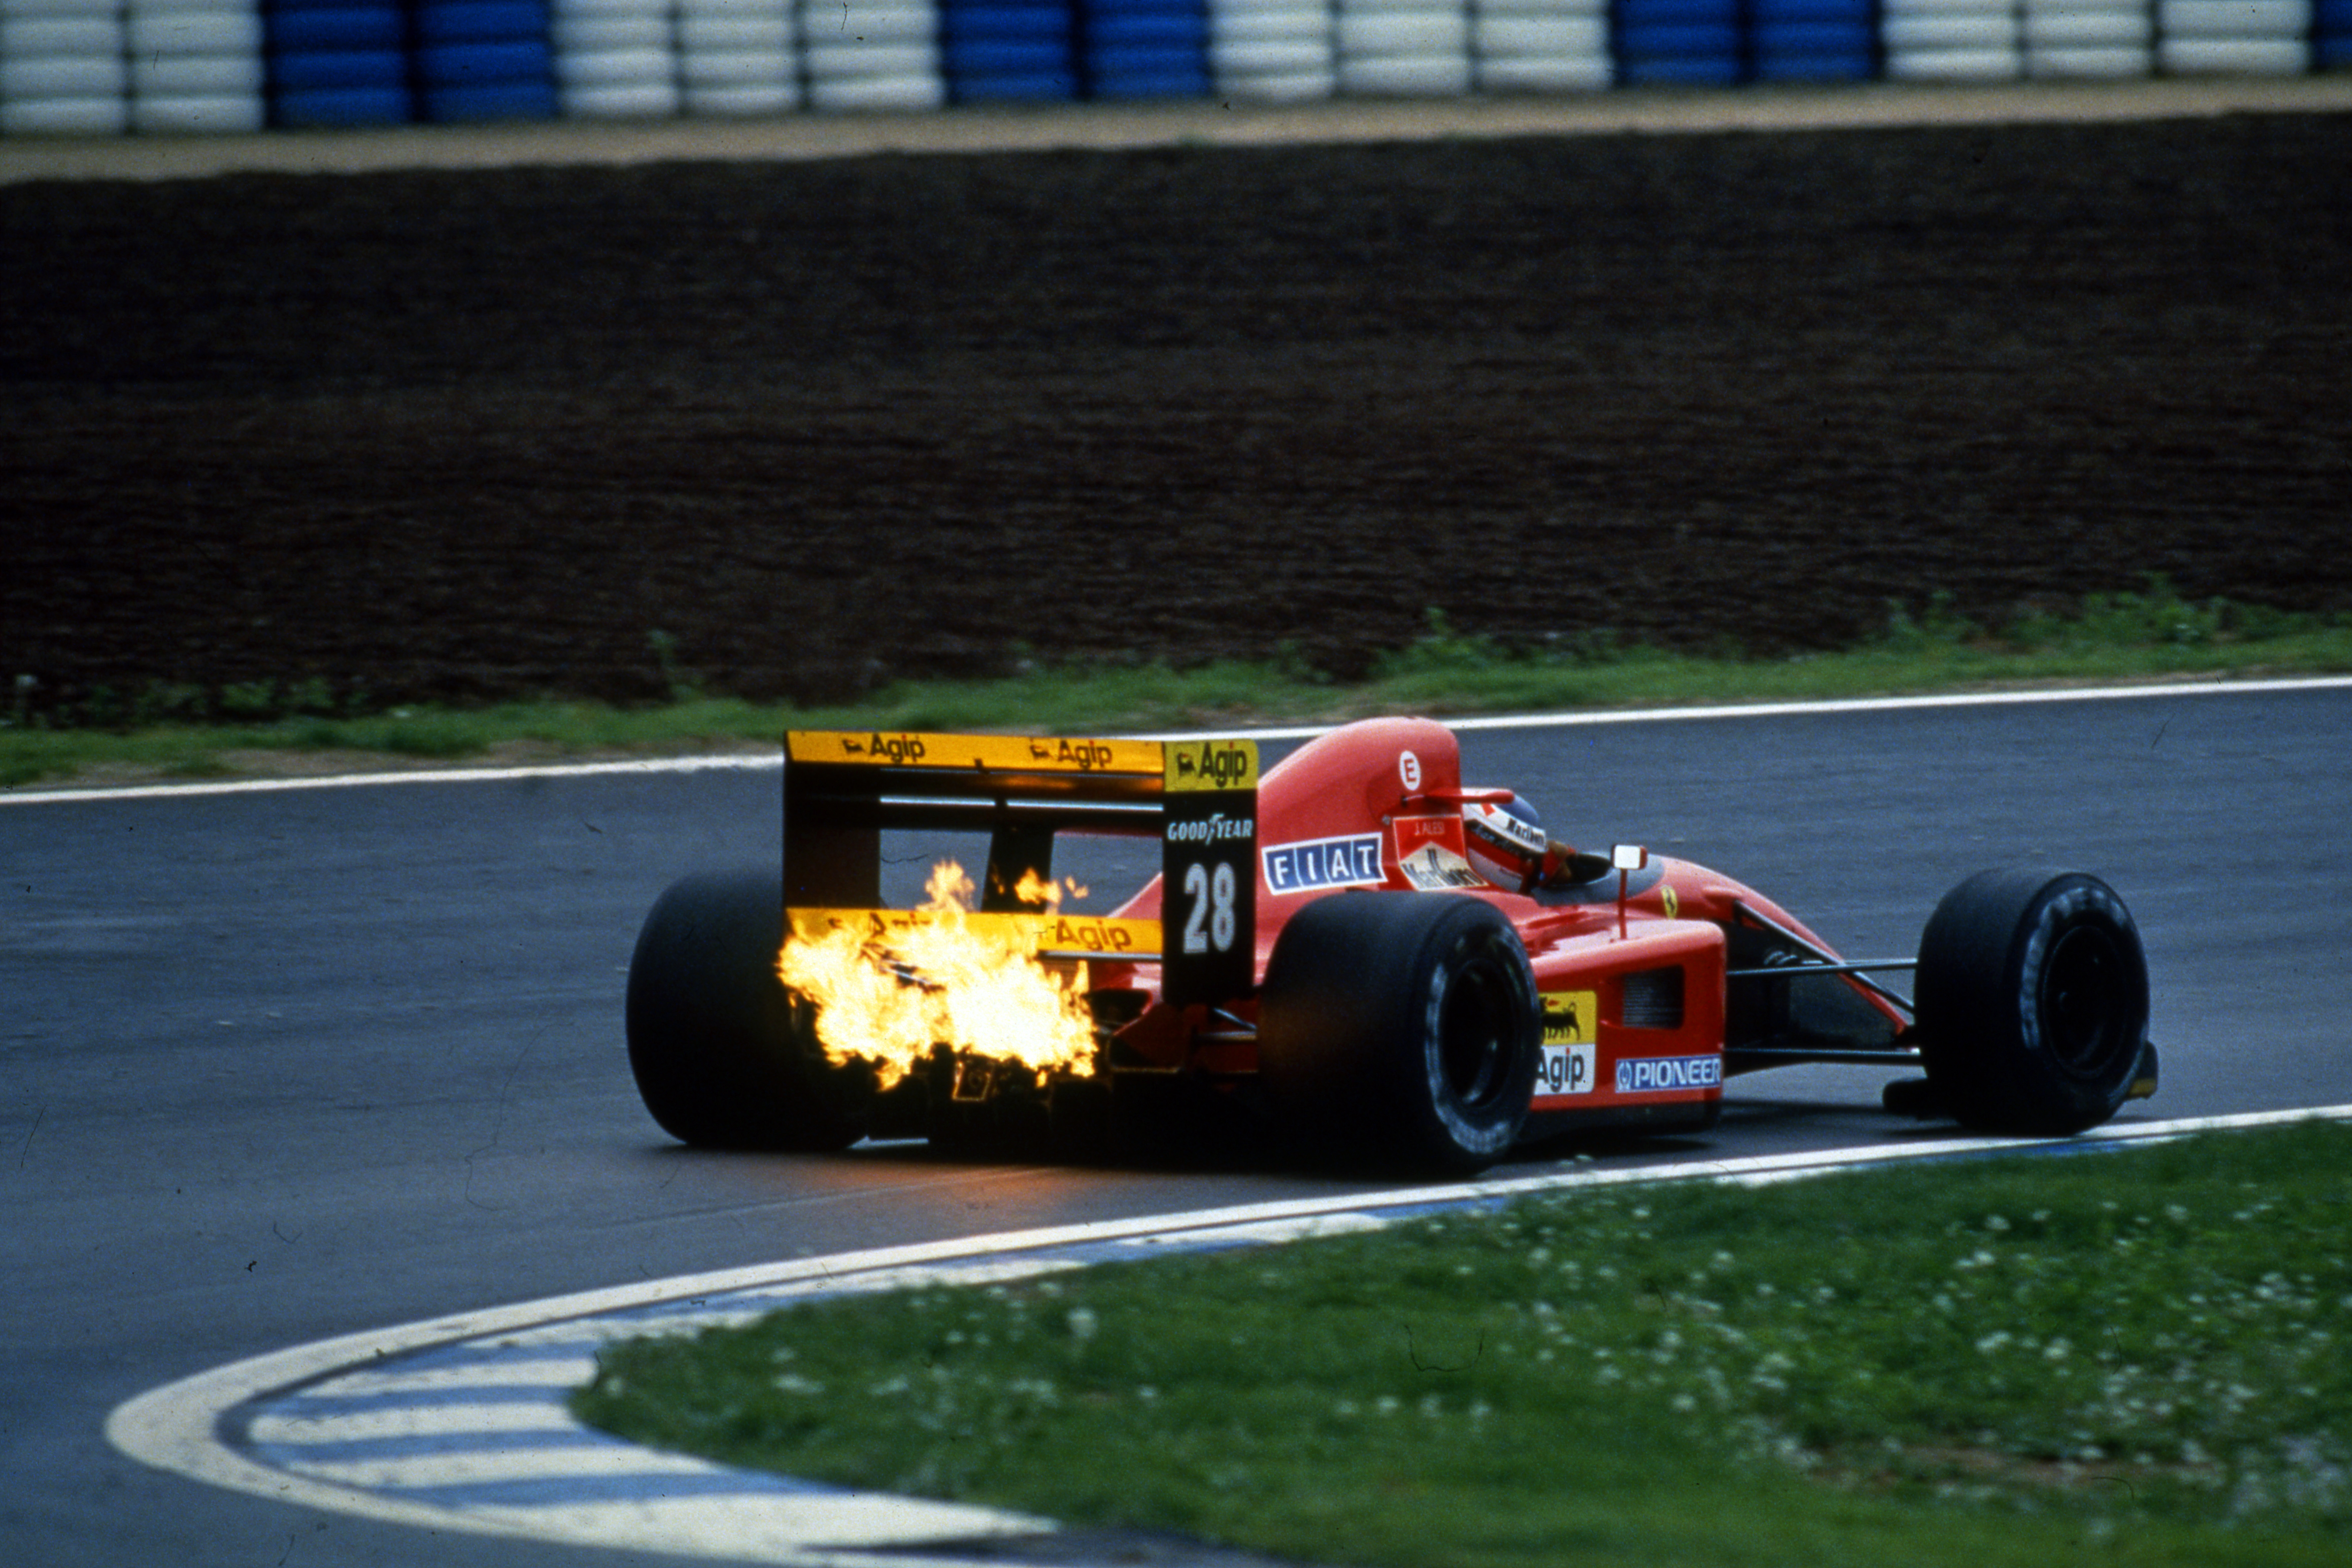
[626,717,2158,1172]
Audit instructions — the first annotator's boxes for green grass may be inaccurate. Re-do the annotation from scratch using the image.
[7,581,2349,790]
[574,1120,2352,1568]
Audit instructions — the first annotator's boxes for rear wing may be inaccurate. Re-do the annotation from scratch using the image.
[781,730,1259,1008]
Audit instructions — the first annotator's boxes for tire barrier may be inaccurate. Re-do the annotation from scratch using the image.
[939,0,1078,100]
[1207,0,1333,100]
[3,0,131,132]
[264,0,413,123]
[2156,0,2310,74]
[1335,0,1474,96]
[1883,0,2022,79]
[414,0,553,119]
[1079,0,1207,100]
[2320,0,2351,66]
[1612,0,1742,84]
[2023,0,2152,78]
[1750,0,1874,81]
[679,0,797,114]
[1472,0,1609,92]
[2,0,2332,135]
[551,0,677,116]
[128,1,266,131]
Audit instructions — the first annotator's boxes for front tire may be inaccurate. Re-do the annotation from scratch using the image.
[625,868,870,1150]
[1258,893,1541,1172]
[1914,868,2150,1135]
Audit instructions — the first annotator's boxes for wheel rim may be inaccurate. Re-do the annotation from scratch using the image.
[1436,958,1516,1111]
[2037,924,2136,1080]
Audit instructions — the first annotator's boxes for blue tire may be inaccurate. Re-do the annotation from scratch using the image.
[272,84,413,123]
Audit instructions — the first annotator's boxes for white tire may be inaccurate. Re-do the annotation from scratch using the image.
[1209,6,1330,42]
[128,89,265,130]
[2,54,126,96]
[1885,44,2026,76]
[2023,9,2149,43]
[1,93,126,130]
[2157,35,2308,68]
[2026,42,2154,71]
[1,13,117,49]
[1472,15,1605,52]
[1214,65,1337,98]
[1210,37,1332,71]
[1475,52,1609,88]
[803,70,942,109]
[555,46,677,86]
[2157,0,2311,34]
[559,78,683,114]
[1335,53,1471,92]
[684,78,801,111]
[1880,0,2011,14]
[125,8,260,53]
[802,39,935,73]
[1337,11,1469,51]
[1883,13,2018,47]
[679,45,792,83]
[802,0,936,41]
[678,0,792,17]
[551,15,673,47]
[678,14,791,47]
[129,52,266,91]
[1472,0,1608,16]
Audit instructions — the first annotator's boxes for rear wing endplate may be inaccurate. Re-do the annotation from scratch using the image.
[782,730,1258,1008]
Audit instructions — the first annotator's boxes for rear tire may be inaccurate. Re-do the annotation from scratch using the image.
[625,868,870,1150]
[1258,893,1540,1172]
[1914,868,2149,1135]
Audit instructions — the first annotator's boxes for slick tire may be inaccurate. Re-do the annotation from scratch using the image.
[625,868,870,1151]
[1258,892,1540,1173]
[1914,868,2150,1135]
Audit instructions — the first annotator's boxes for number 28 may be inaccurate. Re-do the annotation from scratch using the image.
[1180,860,1237,954]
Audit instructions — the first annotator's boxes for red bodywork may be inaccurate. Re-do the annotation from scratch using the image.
[1091,717,1902,1131]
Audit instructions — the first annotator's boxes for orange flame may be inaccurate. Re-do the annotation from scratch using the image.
[1009,867,1089,909]
[776,860,1097,1091]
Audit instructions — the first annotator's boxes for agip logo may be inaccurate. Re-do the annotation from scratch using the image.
[1166,739,1259,793]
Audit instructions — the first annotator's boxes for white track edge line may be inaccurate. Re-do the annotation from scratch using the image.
[107,1101,2352,1559]
[14,675,2351,807]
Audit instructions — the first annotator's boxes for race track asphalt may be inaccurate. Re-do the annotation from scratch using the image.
[5,683,2348,1568]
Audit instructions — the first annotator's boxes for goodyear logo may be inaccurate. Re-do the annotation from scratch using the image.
[1263,833,1384,894]
[1614,1054,1723,1094]
[1166,739,1259,793]
[1541,990,1598,1046]
[1167,812,1254,845]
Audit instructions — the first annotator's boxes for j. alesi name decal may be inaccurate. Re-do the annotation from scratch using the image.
[1262,833,1385,895]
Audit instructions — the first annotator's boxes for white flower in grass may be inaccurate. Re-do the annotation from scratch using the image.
[1065,1307,1098,1343]
[1976,1331,2013,1355]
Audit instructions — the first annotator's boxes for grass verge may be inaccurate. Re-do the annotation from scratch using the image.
[7,583,2349,790]
[575,1120,2352,1568]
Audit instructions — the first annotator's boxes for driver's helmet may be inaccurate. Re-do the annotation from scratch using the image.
[1462,796,1549,892]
